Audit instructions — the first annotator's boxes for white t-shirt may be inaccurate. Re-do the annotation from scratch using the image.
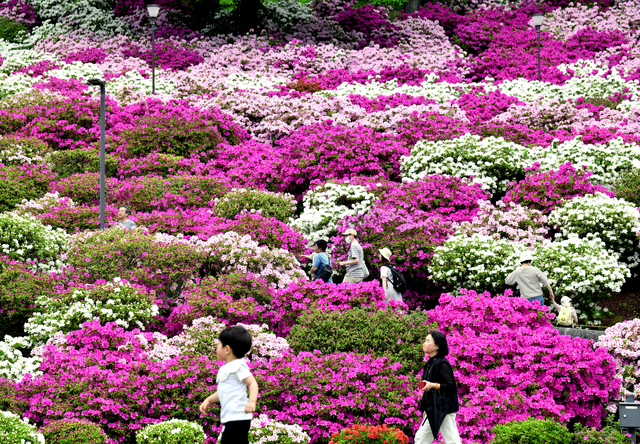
[380,266,403,302]
[217,359,253,424]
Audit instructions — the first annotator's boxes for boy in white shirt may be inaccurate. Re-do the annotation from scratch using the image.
[199,326,259,444]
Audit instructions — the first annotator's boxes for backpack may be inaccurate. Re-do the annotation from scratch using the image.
[385,264,407,294]
[557,306,573,327]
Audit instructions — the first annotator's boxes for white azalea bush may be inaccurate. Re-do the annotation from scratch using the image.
[533,234,630,321]
[147,319,290,363]
[401,134,532,194]
[136,419,205,444]
[548,193,640,267]
[184,231,306,288]
[213,188,297,223]
[0,335,42,382]
[456,200,549,248]
[535,136,640,185]
[291,181,377,242]
[429,234,520,294]
[248,415,311,444]
[0,213,68,271]
[24,278,159,346]
[0,411,44,444]
[597,319,640,400]
[0,135,51,166]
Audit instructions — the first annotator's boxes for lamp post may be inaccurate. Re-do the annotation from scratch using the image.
[531,13,545,82]
[147,4,160,94]
[87,78,106,230]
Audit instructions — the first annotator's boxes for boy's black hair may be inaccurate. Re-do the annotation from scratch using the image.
[314,239,327,251]
[219,325,252,358]
[520,260,532,264]
[429,330,449,357]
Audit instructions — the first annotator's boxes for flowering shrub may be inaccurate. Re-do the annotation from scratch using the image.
[289,306,432,372]
[189,231,306,288]
[0,411,44,444]
[429,234,520,294]
[161,318,290,363]
[213,188,296,223]
[0,213,68,271]
[0,335,42,382]
[572,424,632,444]
[51,172,117,206]
[292,181,377,242]
[136,419,205,444]
[267,280,387,337]
[201,273,275,305]
[615,168,640,207]
[40,418,107,444]
[0,258,52,338]
[0,135,50,166]
[548,193,640,266]
[328,424,409,444]
[47,148,119,178]
[248,415,310,444]
[168,285,266,327]
[503,162,614,214]
[401,134,532,193]
[0,164,54,212]
[24,278,158,346]
[597,319,640,400]
[457,200,549,248]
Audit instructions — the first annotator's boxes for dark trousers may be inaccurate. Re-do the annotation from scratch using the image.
[221,420,251,444]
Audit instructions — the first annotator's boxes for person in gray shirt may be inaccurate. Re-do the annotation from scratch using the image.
[117,205,137,230]
[505,251,554,306]
[338,228,366,284]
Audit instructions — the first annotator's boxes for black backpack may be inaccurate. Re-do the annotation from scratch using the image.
[385,264,407,294]
[315,262,333,283]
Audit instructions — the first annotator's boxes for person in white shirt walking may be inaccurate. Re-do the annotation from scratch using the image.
[505,251,555,306]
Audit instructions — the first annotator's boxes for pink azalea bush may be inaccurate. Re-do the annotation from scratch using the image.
[597,319,640,401]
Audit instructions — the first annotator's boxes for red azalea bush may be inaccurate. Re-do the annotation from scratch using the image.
[274,123,409,195]
[502,162,615,214]
[267,280,387,337]
[328,424,409,444]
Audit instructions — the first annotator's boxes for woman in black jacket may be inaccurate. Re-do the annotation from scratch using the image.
[415,331,462,444]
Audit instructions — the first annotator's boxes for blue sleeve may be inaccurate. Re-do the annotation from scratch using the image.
[313,254,322,268]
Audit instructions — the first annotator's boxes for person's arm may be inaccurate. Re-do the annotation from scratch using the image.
[339,246,360,266]
[505,269,518,285]
[546,283,554,300]
[199,391,219,414]
[572,309,579,325]
[243,375,259,413]
[423,362,456,392]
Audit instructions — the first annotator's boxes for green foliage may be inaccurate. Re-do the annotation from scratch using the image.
[289,307,435,372]
[206,273,275,305]
[0,261,52,338]
[614,168,640,207]
[0,135,51,166]
[136,419,206,444]
[572,424,632,444]
[47,148,118,178]
[490,418,572,444]
[0,165,53,213]
[0,410,44,444]
[0,18,27,43]
[213,188,296,223]
[41,419,107,444]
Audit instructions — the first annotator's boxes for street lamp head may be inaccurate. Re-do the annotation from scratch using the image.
[147,4,161,18]
[531,13,545,28]
[87,78,105,87]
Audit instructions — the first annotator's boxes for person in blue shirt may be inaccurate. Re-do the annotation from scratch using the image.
[310,239,333,283]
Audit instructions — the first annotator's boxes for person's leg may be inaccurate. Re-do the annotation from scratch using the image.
[414,414,435,444]
[343,276,356,284]
[527,295,544,306]
[439,413,462,444]
[220,420,251,444]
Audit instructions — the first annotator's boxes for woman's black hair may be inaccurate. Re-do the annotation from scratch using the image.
[379,255,390,265]
[219,325,252,358]
[429,330,449,357]
[314,240,327,251]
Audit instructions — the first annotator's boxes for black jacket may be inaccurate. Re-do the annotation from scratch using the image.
[418,356,459,437]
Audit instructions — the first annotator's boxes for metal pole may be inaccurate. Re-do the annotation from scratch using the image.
[151,19,156,94]
[536,26,541,82]
[99,83,106,230]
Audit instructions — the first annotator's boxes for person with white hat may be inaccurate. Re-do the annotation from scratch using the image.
[505,251,554,306]
[379,247,403,302]
[338,228,367,284]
